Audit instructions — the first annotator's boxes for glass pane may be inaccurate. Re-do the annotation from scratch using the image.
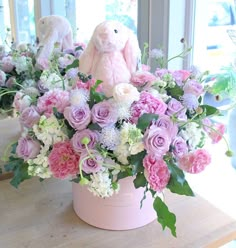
[74,0,138,43]
[0,0,11,45]
[16,0,36,44]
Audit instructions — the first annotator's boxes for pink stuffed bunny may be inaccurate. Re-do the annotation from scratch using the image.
[36,15,73,69]
[79,20,141,97]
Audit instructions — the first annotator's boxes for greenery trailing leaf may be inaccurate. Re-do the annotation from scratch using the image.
[167,176,194,196]
[65,59,79,71]
[153,195,177,237]
[166,159,186,185]
[89,80,107,108]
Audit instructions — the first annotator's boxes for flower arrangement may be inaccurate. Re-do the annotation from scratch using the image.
[0,39,85,115]
[2,39,231,237]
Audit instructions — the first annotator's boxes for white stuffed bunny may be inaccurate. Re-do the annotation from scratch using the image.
[79,20,141,97]
[36,15,74,69]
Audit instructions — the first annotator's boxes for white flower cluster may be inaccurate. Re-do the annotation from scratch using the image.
[88,169,120,198]
[40,70,66,90]
[33,115,67,149]
[13,56,32,74]
[100,126,120,150]
[179,122,205,149]
[114,122,144,164]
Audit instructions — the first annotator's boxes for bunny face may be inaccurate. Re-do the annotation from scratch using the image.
[92,21,129,53]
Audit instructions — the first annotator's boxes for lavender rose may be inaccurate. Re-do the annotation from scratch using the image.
[71,129,99,153]
[19,106,41,128]
[166,98,187,120]
[16,136,41,160]
[152,115,178,140]
[64,104,91,131]
[183,79,204,97]
[143,125,171,157]
[79,150,103,174]
[91,100,117,128]
[172,136,188,158]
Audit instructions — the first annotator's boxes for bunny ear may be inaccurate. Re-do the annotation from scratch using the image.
[79,38,96,74]
[123,30,141,73]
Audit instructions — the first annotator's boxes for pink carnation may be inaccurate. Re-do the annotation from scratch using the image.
[130,71,157,87]
[178,149,211,174]
[143,154,170,192]
[48,141,80,179]
[74,78,102,92]
[130,91,167,124]
[37,89,70,117]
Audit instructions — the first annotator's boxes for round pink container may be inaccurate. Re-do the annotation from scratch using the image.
[72,177,157,230]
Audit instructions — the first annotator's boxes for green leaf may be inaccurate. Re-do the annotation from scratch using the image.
[153,196,177,237]
[200,104,220,117]
[166,159,185,185]
[166,85,184,99]
[65,59,79,71]
[9,162,31,188]
[0,167,2,174]
[89,80,107,108]
[167,176,194,196]
[128,150,146,175]
[133,172,147,188]
[117,169,132,180]
[88,123,102,131]
[137,113,159,131]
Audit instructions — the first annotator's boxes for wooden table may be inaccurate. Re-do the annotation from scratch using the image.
[0,178,236,248]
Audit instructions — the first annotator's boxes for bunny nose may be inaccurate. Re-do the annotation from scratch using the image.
[99,33,108,41]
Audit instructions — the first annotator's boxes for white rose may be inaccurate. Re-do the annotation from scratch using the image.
[113,83,140,104]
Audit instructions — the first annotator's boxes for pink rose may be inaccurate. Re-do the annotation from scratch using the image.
[71,129,99,153]
[48,141,80,179]
[16,136,41,160]
[178,149,211,173]
[91,101,117,128]
[183,79,204,97]
[155,68,170,78]
[79,150,103,174]
[143,153,170,192]
[143,124,171,157]
[37,89,70,116]
[64,105,91,131]
[130,91,167,124]
[130,71,157,87]
[19,106,41,128]
[172,136,188,158]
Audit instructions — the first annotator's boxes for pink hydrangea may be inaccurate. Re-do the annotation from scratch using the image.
[37,89,70,116]
[48,141,80,179]
[130,91,167,124]
[178,149,211,174]
[143,153,170,192]
[130,71,157,87]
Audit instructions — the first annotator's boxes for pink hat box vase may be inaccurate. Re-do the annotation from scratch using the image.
[72,177,157,230]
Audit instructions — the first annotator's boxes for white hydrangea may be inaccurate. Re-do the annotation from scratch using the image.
[114,143,130,165]
[27,147,52,178]
[179,122,205,149]
[40,71,65,90]
[88,169,119,198]
[33,115,67,148]
[13,56,31,74]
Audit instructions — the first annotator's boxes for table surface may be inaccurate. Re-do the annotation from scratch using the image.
[1,177,236,248]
